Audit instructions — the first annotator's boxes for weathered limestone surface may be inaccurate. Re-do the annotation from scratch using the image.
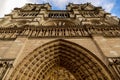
[0,3,119,80]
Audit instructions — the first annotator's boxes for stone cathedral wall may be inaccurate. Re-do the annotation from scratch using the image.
[0,3,120,80]
[0,37,120,65]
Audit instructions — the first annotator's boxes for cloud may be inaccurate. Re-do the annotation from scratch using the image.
[0,0,32,17]
[103,3,115,12]
[0,0,117,17]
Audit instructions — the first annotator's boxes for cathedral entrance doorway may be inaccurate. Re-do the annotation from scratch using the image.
[9,39,113,80]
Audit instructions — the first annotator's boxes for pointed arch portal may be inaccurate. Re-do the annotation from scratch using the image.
[9,39,113,80]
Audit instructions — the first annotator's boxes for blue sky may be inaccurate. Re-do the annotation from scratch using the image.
[0,0,120,18]
[111,0,120,18]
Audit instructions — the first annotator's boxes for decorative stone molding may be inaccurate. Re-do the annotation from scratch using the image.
[0,59,14,79]
[108,57,120,78]
[0,25,120,40]
[8,39,114,80]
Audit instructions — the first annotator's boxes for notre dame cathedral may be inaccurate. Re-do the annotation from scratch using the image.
[0,3,120,80]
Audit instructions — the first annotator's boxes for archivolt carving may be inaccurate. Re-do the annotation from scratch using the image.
[9,39,113,80]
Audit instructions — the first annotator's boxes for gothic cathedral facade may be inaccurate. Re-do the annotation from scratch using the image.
[0,3,120,80]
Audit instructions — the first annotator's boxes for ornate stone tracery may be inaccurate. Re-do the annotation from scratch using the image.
[46,67,76,80]
[0,25,120,40]
[9,39,113,80]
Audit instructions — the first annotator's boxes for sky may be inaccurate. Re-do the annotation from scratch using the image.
[0,0,120,18]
